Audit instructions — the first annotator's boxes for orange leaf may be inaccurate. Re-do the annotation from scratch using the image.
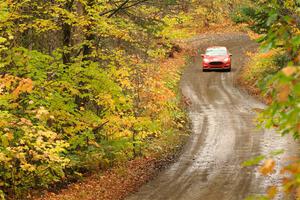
[267,186,277,199]
[296,187,300,199]
[260,159,276,176]
[12,78,33,97]
[277,84,290,103]
[282,66,297,77]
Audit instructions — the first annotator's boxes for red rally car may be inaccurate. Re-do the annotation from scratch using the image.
[201,47,232,72]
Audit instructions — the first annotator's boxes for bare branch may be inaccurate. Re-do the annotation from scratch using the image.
[99,0,149,18]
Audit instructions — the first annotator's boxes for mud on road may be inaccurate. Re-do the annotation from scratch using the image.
[126,33,299,200]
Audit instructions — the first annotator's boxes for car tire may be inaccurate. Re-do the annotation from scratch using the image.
[203,69,209,72]
[225,68,231,72]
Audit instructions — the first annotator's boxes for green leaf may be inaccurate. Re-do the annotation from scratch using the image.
[270,149,285,156]
[292,35,300,46]
[267,12,278,26]
[242,155,265,167]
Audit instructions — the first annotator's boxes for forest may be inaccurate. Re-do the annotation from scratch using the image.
[1,0,300,199]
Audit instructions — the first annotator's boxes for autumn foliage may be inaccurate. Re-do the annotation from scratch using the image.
[237,0,300,199]
[0,1,193,199]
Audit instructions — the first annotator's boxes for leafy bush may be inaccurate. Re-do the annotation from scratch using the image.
[258,67,300,138]
[240,49,285,86]
[0,75,70,197]
[230,6,255,24]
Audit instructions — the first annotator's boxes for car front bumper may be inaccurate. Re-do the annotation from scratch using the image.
[203,62,231,70]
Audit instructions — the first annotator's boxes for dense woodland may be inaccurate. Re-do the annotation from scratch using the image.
[0,0,240,199]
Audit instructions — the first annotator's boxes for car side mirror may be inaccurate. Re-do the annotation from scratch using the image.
[229,54,232,57]
[201,54,205,58]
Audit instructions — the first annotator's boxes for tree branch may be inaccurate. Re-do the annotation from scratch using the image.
[99,0,149,18]
[108,0,130,18]
[93,121,109,134]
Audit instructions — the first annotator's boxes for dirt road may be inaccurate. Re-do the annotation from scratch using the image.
[126,33,298,200]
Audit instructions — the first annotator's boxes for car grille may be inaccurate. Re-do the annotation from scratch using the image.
[209,61,223,65]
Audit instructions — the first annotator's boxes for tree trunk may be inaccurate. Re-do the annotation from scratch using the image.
[62,0,74,64]
[82,31,95,61]
[62,23,72,64]
[82,0,96,62]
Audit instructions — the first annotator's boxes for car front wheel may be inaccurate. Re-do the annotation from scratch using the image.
[225,68,231,72]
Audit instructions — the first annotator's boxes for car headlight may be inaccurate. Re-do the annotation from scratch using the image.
[203,58,209,63]
[224,57,230,62]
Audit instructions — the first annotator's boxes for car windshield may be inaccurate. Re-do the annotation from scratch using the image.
[205,48,227,56]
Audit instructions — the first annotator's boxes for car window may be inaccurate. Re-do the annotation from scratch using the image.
[205,48,227,56]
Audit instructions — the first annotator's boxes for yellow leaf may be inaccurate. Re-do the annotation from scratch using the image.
[6,132,14,141]
[80,106,85,111]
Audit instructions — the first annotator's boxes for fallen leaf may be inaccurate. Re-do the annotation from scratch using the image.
[296,187,300,199]
[267,186,277,199]
[252,108,264,113]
